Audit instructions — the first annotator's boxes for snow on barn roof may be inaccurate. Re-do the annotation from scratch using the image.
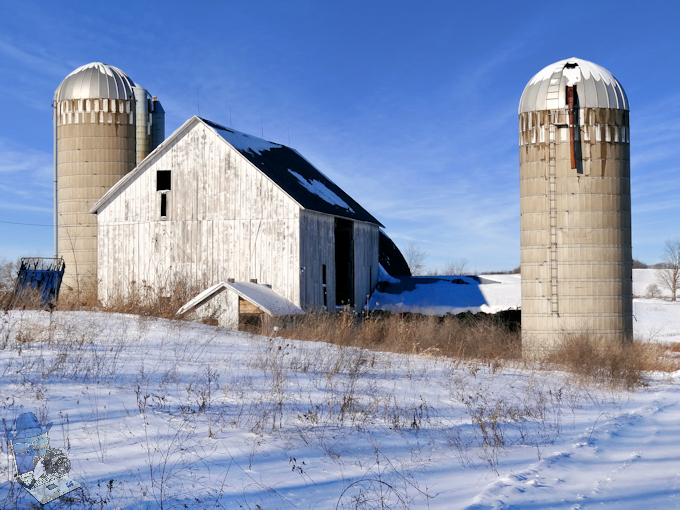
[178,281,304,317]
[90,116,384,226]
[202,119,383,226]
[368,274,521,316]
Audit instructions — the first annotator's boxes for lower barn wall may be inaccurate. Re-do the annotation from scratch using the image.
[98,217,300,306]
[299,210,335,310]
[353,221,379,310]
[298,211,379,312]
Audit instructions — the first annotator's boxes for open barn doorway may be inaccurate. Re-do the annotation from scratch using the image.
[334,218,354,307]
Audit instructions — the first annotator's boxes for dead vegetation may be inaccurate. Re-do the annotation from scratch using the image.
[2,261,676,390]
[55,277,203,321]
[0,305,678,506]
[543,334,680,389]
[273,310,522,362]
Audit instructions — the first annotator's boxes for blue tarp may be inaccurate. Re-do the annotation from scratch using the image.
[11,258,65,307]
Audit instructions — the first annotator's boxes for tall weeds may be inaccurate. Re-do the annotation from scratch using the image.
[544,334,678,389]
[274,311,521,362]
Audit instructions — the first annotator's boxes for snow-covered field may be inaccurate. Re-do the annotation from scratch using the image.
[1,304,680,509]
[369,270,676,325]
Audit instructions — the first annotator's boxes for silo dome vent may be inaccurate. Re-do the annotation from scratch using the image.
[55,62,136,101]
[519,57,628,114]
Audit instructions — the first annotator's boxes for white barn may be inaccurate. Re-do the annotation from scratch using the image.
[89,116,383,311]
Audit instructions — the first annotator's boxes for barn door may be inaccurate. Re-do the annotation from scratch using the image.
[334,218,354,307]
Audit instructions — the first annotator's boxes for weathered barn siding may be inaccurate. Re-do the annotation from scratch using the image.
[299,210,336,310]
[97,122,301,305]
[192,287,239,329]
[299,211,379,311]
[353,221,380,310]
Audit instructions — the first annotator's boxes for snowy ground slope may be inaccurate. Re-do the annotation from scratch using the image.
[1,311,680,509]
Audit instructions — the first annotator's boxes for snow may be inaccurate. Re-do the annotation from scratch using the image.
[633,268,673,298]
[212,125,282,155]
[227,281,305,315]
[634,299,680,342]
[288,169,355,212]
[179,281,304,317]
[368,274,520,315]
[2,310,680,509]
[527,58,617,87]
[369,272,680,343]
[378,263,400,283]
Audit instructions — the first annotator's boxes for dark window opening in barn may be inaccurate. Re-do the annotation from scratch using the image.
[160,193,167,218]
[334,218,354,307]
[322,264,327,309]
[157,170,171,191]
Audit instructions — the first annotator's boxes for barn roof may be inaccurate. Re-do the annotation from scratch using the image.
[90,116,383,227]
[201,119,383,226]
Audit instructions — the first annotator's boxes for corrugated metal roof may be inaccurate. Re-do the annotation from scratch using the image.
[202,119,383,226]
[519,57,628,114]
[55,62,136,101]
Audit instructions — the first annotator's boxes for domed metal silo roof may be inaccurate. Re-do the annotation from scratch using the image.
[519,57,628,114]
[55,62,136,101]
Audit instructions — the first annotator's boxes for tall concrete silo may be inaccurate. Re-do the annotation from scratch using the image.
[54,63,164,293]
[518,57,632,355]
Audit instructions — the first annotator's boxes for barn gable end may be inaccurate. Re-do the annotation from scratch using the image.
[92,116,381,313]
[94,118,302,306]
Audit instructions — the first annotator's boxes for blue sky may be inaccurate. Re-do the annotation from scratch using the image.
[0,1,678,272]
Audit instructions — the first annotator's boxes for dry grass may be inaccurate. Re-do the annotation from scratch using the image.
[56,277,203,320]
[271,313,680,389]
[39,276,680,389]
[544,334,680,389]
[272,310,522,361]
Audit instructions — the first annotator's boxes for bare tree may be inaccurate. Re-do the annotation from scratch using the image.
[656,237,680,302]
[443,258,470,276]
[404,243,427,276]
[0,258,17,290]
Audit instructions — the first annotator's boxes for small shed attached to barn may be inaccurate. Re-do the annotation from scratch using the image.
[90,116,383,312]
[177,280,305,330]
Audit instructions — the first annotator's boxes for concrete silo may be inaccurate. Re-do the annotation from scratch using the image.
[518,57,632,355]
[54,63,164,293]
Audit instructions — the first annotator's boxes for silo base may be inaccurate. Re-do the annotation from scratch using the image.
[521,328,633,360]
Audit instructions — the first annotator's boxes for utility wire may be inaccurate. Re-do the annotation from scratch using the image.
[0,220,53,227]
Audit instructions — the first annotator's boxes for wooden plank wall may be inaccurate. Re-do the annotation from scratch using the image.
[299,210,379,311]
[299,210,335,310]
[353,221,380,311]
[97,121,301,305]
